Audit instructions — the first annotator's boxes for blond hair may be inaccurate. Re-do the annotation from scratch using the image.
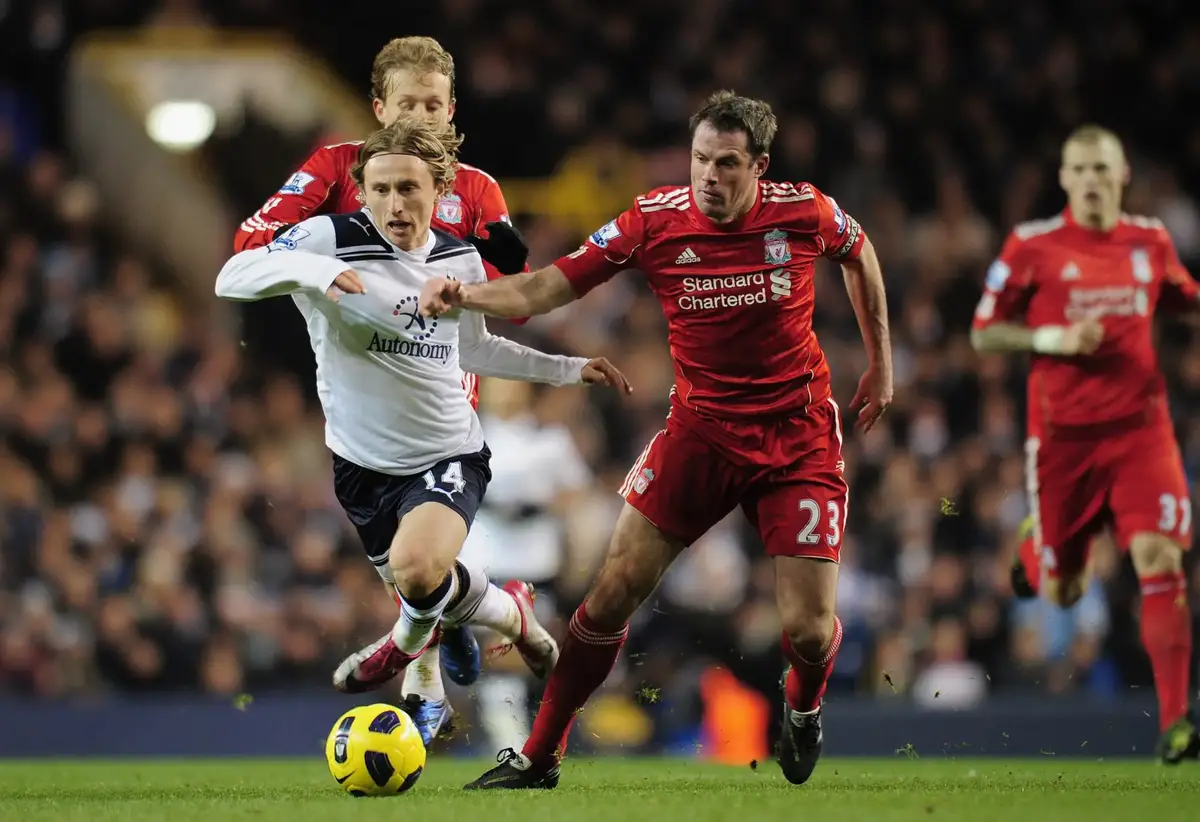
[1063,124,1125,158]
[350,117,464,189]
[371,36,456,102]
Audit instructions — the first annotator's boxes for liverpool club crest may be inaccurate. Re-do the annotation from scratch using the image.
[436,193,463,224]
[764,229,791,265]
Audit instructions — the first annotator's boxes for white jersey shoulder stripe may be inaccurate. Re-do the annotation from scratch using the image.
[457,162,499,184]
[1120,213,1165,230]
[1013,215,1067,240]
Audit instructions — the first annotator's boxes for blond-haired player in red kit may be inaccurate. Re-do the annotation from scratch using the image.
[422,90,894,789]
[973,125,1200,763]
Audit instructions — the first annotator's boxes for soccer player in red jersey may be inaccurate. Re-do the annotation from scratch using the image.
[233,37,533,730]
[420,90,894,788]
[972,125,1200,763]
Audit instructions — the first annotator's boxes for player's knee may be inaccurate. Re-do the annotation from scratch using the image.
[390,552,452,600]
[1045,575,1087,609]
[1129,533,1184,577]
[780,608,836,661]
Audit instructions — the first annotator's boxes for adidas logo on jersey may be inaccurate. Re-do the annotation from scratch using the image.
[675,248,701,265]
[1061,261,1080,280]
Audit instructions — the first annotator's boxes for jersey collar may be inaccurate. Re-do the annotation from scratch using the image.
[361,207,437,258]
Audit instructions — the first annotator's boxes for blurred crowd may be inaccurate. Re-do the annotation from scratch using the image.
[2,0,1200,746]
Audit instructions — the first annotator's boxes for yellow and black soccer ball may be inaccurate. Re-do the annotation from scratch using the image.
[325,703,426,796]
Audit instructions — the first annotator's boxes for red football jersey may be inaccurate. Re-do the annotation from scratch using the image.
[234,140,525,406]
[555,182,866,418]
[972,210,1200,435]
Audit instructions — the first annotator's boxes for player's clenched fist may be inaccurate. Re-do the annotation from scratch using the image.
[420,277,462,317]
[1061,319,1105,356]
[581,357,633,395]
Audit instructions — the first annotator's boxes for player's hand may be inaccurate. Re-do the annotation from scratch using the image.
[420,277,464,317]
[850,363,893,433]
[467,220,529,275]
[326,270,366,302]
[1061,319,1105,356]
[581,357,633,394]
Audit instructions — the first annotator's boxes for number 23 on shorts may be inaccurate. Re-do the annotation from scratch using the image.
[796,498,843,547]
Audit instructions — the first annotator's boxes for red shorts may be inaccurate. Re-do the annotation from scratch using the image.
[619,397,848,560]
[1026,422,1192,579]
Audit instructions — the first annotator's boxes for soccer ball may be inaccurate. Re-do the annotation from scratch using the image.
[325,703,426,796]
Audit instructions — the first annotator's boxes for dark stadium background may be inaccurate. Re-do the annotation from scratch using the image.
[0,0,1197,758]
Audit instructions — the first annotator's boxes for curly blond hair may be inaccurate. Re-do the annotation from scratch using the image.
[350,117,465,189]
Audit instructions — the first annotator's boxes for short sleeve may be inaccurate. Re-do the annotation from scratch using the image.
[810,186,866,262]
[972,232,1035,329]
[553,206,647,297]
[1157,227,1200,313]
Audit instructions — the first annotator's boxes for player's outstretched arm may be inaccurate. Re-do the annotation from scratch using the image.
[458,308,631,392]
[421,265,576,320]
[216,219,362,303]
[841,237,894,431]
[970,320,1103,356]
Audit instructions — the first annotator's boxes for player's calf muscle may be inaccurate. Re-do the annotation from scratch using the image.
[775,557,838,657]
[586,505,684,629]
[388,502,468,597]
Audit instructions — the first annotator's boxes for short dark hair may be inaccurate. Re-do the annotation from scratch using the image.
[688,90,778,156]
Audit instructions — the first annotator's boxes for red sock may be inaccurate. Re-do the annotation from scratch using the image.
[522,603,628,765]
[782,617,843,713]
[1139,573,1192,731]
[1018,535,1042,594]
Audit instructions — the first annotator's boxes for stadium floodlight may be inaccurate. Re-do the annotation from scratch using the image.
[145,101,216,152]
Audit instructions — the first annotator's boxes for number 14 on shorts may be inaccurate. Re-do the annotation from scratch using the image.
[423,461,466,498]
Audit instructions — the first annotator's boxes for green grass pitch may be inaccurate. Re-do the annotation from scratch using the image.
[1,758,1197,822]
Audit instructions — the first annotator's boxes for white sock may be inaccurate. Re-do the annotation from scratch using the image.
[391,573,456,655]
[468,584,522,638]
[478,673,531,751]
[402,644,447,703]
[441,557,522,639]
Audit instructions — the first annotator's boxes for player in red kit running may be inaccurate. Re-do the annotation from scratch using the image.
[420,90,894,788]
[972,125,1200,763]
[233,37,541,741]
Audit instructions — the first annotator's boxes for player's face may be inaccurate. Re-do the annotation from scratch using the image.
[1059,137,1128,228]
[361,153,448,249]
[373,70,454,128]
[690,122,768,222]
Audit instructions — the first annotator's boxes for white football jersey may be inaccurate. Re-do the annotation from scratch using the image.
[215,209,588,475]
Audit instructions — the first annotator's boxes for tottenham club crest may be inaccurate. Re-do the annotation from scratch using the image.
[436,194,463,224]
[763,229,791,265]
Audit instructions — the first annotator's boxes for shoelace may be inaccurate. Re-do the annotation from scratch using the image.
[795,716,821,749]
[496,747,520,765]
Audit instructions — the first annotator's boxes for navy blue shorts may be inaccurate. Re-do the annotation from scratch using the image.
[332,447,492,577]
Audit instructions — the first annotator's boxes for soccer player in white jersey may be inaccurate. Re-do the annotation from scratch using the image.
[214,116,631,745]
